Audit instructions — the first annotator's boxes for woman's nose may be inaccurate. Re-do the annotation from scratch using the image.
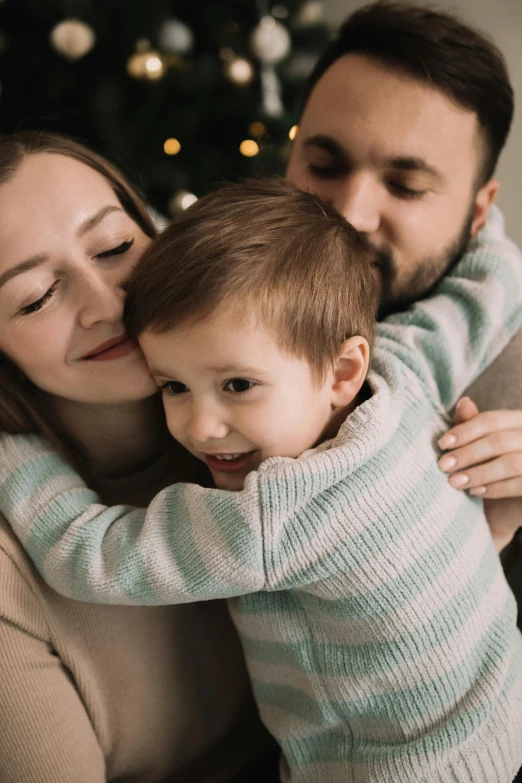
[77,270,126,328]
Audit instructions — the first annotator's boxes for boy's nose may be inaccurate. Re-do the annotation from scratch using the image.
[186,404,229,444]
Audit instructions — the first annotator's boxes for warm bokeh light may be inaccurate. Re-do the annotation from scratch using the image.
[239,139,260,157]
[127,49,166,80]
[164,137,181,155]
[288,125,298,140]
[249,121,267,137]
[144,53,165,79]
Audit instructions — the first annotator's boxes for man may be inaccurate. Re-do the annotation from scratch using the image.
[285,0,522,616]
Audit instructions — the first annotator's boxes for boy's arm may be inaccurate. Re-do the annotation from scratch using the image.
[0,434,265,603]
[377,206,522,412]
[1,206,520,605]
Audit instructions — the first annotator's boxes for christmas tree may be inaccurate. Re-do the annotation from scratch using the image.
[0,0,331,215]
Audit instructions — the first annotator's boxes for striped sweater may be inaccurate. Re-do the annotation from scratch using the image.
[1,207,522,782]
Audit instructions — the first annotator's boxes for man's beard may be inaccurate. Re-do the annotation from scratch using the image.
[375,209,475,320]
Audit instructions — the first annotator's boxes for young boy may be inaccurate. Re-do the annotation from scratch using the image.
[1,180,522,782]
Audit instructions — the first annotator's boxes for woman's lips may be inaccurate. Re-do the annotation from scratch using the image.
[83,336,138,361]
[204,451,256,473]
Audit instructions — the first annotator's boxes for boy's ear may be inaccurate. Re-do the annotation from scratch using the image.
[330,336,370,409]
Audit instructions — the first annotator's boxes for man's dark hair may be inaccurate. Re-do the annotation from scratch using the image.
[303,1,514,185]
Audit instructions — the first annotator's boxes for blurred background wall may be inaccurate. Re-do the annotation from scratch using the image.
[323,0,522,246]
[0,0,519,242]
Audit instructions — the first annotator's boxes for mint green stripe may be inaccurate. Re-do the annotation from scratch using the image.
[0,452,78,512]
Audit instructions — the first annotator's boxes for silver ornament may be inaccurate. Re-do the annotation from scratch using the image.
[250,16,291,65]
[50,19,96,61]
[158,18,194,55]
[169,190,198,214]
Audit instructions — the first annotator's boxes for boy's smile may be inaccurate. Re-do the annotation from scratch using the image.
[139,307,340,491]
[203,450,257,475]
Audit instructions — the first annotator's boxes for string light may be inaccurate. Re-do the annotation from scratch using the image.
[164,138,181,155]
[127,48,166,80]
[249,121,267,137]
[144,52,164,79]
[288,125,298,140]
[239,139,259,157]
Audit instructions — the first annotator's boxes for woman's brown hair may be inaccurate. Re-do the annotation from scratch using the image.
[0,130,157,474]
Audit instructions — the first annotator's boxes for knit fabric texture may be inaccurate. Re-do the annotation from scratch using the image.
[1,206,522,782]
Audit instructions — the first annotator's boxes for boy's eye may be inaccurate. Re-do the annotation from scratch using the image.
[96,239,135,259]
[160,381,188,396]
[224,378,255,393]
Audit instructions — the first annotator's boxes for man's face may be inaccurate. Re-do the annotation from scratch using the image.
[286,53,497,315]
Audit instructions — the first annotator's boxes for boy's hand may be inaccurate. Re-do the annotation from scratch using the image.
[438,397,522,552]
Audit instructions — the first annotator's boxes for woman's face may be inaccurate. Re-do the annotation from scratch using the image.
[0,152,158,405]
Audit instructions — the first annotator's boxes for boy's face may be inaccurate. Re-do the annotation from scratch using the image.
[139,308,337,491]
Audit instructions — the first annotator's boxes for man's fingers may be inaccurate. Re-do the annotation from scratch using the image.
[438,410,522,450]
[438,429,522,472]
[446,453,522,492]
[453,396,479,425]
[470,478,522,499]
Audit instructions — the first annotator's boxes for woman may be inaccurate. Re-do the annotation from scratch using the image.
[0,131,277,782]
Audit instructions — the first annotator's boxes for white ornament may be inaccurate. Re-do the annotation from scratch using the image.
[250,16,291,64]
[50,19,96,61]
[224,56,255,86]
[295,1,323,27]
[158,18,194,55]
[260,65,283,117]
[168,190,198,214]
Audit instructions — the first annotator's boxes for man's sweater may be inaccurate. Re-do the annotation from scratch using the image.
[1,207,522,782]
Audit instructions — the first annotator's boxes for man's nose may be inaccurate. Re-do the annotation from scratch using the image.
[331,174,380,234]
[78,270,126,329]
[186,400,230,444]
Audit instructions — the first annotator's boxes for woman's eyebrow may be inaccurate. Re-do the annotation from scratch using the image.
[0,206,125,292]
[0,255,47,292]
[76,204,123,237]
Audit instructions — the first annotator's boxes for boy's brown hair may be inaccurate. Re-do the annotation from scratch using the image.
[126,178,378,384]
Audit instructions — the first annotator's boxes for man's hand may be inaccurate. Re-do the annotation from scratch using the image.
[437,397,522,551]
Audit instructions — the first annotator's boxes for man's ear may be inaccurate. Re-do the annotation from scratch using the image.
[330,336,370,409]
[470,178,499,236]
